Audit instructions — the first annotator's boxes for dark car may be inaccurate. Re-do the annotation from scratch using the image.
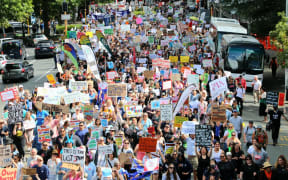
[1,39,27,60]
[1,61,34,83]
[35,40,55,59]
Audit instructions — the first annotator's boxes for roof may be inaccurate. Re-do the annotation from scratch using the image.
[2,39,23,44]
[222,34,261,45]
[211,17,240,25]
[211,17,247,34]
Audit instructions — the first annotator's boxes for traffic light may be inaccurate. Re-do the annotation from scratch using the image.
[62,2,68,12]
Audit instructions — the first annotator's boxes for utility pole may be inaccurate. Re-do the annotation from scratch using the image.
[63,0,68,37]
[85,0,87,25]
[27,18,30,35]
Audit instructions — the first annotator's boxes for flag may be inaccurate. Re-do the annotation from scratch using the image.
[96,30,113,56]
[79,34,91,46]
[62,43,79,70]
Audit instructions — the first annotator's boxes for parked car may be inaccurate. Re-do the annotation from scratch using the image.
[35,40,55,59]
[1,61,34,83]
[0,55,12,70]
[1,39,27,60]
[0,38,13,50]
[32,34,48,46]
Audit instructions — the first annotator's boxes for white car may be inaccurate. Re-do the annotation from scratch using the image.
[0,55,12,70]
[32,34,48,46]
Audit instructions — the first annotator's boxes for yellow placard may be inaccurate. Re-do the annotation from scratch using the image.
[169,56,178,63]
[46,74,56,84]
[157,45,161,50]
[165,146,174,154]
[174,116,188,128]
[62,162,80,171]
[180,56,190,63]
[86,31,93,38]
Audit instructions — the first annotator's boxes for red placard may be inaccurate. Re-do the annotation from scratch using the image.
[148,127,155,137]
[0,90,15,101]
[106,71,118,80]
[5,87,19,97]
[278,92,285,106]
[138,137,157,152]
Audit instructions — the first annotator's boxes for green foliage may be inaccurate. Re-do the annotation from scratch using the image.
[56,24,83,34]
[0,0,34,28]
[270,12,288,68]
[134,11,145,16]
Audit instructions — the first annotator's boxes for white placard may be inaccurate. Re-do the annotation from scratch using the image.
[209,77,228,100]
[63,92,81,104]
[69,81,88,91]
[62,148,85,164]
[160,104,173,121]
[98,144,113,155]
[23,120,36,130]
[187,74,199,89]
[121,24,130,32]
[202,59,213,67]
[181,121,196,134]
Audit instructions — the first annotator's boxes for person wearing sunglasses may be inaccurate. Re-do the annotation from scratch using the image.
[162,163,180,180]
[239,154,258,180]
[218,153,236,180]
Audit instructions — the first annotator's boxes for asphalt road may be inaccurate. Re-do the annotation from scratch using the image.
[0,49,287,165]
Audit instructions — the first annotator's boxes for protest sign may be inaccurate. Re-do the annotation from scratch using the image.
[63,92,81,104]
[114,135,123,147]
[125,105,143,117]
[195,125,212,147]
[180,56,189,63]
[83,105,93,121]
[169,56,178,63]
[70,120,80,132]
[174,116,188,128]
[160,104,173,121]
[183,68,191,78]
[137,58,147,64]
[0,168,17,179]
[144,158,159,172]
[278,92,285,106]
[0,145,12,167]
[62,148,85,165]
[266,92,279,106]
[107,84,127,97]
[139,138,157,152]
[88,139,97,150]
[187,74,199,88]
[152,59,170,69]
[121,24,130,32]
[98,144,113,155]
[46,74,56,84]
[164,143,175,155]
[4,87,18,97]
[62,163,80,171]
[163,80,172,90]
[69,81,88,91]
[119,153,133,165]
[151,100,160,110]
[202,59,213,67]
[82,45,101,80]
[171,73,181,81]
[43,95,61,105]
[148,36,154,44]
[101,119,108,127]
[137,67,146,74]
[37,125,51,142]
[23,120,36,130]
[181,121,196,134]
[211,105,227,122]
[106,71,118,80]
[37,87,49,96]
[104,29,113,35]
[136,17,143,24]
[23,168,37,175]
[67,31,77,39]
[209,77,228,100]
[144,70,154,79]
[0,90,15,102]
[91,129,100,139]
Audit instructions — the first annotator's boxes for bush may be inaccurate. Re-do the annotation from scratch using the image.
[56,24,83,34]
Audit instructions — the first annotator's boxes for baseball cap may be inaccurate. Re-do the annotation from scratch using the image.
[226,152,232,156]
[257,125,262,129]
[19,85,23,88]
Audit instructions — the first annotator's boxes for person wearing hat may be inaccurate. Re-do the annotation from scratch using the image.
[252,125,268,150]
[47,150,61,180]
[243,121,256,149]
[267,105,288,146]
[63,127,83,147]
[18,84,25,98]
[228,109,243,139]
[259,161,274,179]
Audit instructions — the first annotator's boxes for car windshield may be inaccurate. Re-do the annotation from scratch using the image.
[2,42,20,51]
[5,64,21,70]
[225,45,265,73]
[36,35,44,38]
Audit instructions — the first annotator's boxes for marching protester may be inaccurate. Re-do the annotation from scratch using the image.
[0,1,287,180]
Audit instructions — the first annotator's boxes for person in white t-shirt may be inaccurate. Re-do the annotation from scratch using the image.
[235,83,245,116]
[186,134,198,179]
[252,76,261,104]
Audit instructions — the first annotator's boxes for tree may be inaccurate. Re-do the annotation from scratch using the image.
[270,12,288,68]
[221,0,285,36]
[0,0,34,28]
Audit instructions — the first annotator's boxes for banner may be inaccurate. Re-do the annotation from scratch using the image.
[174,116,188,128]
[62,148,85,164]
[69,81,88,91]
[209,77,228,100]
[82,45,101,81]
[62,43,79,70]
[107,84,127,97]
[0,168,17,179]
[160,104,172,121]
[173,84,197,118]
[37,125,51,142]
[195,125,212,147]
[96,30,113,56]
[181,121,196,134]
[23,168,37,175]
[0,90,15,101]
[139,138,157,152]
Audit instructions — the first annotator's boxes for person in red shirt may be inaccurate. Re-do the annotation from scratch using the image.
[236,75,247,90]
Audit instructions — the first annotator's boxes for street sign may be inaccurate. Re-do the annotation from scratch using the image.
[61,14,71,20]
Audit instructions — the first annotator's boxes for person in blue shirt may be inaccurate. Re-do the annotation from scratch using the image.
[85,154,96,180]
[75,122,88,144]
[56,161,70,180]
[32,156,49,180]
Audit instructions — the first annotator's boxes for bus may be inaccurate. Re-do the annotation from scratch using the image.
[220,34,265,87]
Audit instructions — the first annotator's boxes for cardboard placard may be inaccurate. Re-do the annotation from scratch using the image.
[171,73,181,81]
[195,125,212,147]
[62,162,80,171]
[211,105,227,122]
[138,138,157,152]
[144,70,154,79]
[160,104,173,121]
[46,74,56,84]
[174,116,188,128]
[0,168,17,179]
[34,101,43,111]
[107,84,127,97]
[23,168,37,175]
[119,153,133,165]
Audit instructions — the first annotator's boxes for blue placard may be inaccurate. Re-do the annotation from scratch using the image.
[101,119,108,127]
[151,100,160,110]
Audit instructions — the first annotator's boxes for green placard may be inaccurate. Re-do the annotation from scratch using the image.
[148,36,154,44]
[104,29,113,35]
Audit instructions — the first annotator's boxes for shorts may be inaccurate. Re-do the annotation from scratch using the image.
[188,156,198,171]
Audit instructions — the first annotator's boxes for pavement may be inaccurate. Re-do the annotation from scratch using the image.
[0,48,287,166]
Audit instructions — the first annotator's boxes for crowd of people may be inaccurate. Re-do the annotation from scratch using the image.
[1,0,288,180]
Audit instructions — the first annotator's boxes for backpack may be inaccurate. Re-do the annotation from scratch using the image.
[255,130,266,144]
